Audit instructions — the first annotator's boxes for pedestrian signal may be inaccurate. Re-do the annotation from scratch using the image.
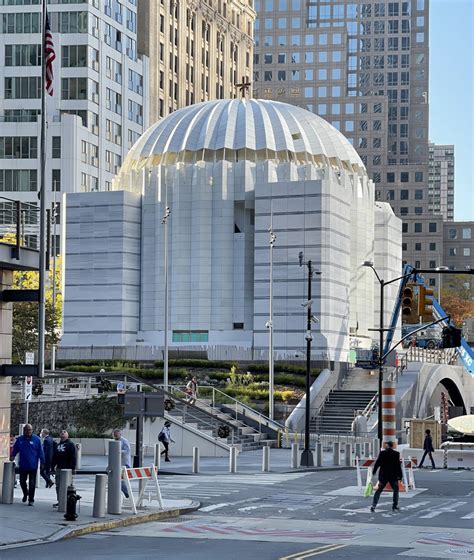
[441,326,462,348]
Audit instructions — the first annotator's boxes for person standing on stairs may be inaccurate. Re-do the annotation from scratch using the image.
[185,376,199,405]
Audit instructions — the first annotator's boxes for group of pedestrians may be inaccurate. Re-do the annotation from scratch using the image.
[10,424,76,506]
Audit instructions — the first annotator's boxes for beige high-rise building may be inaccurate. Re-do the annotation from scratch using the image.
[138,0,256,124]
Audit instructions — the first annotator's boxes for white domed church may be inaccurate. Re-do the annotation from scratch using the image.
[62,99,402,365]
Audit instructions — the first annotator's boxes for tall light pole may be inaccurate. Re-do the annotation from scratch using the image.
[162,205,171,390]
[299,253,321,467]
[268,223,276,420]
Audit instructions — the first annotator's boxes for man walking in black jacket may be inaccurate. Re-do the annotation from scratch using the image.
[370,441,403,513]
[52,430,77,507]
[418,429,436,469]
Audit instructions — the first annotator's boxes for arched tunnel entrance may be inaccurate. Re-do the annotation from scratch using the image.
[429,378,467,417]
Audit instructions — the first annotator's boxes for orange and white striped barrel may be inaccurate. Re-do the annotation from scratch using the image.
[382,380,397,445]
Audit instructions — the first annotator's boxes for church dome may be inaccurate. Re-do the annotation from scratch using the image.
[119,98,366,176]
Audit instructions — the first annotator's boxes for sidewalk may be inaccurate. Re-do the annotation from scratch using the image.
[0,471,199,550]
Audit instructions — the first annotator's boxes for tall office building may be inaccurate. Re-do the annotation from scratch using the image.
[428,143,454,222]
[253,0,437,270]
[137,0,256,124]
[0,0,148,250]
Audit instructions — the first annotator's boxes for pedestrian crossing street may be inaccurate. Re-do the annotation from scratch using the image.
[156,472,312,500]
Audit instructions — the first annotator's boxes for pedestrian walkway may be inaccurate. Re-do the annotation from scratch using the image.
[0,473,198,550]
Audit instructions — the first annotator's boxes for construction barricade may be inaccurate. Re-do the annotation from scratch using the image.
[122,465,164,514]
[355,456,416,494]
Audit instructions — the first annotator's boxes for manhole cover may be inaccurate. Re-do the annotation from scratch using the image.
[447,549,474,556]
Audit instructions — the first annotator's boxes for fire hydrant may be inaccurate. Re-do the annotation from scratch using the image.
[64,484,81,521]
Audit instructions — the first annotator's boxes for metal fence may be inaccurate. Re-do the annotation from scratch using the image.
[0,197,40,251]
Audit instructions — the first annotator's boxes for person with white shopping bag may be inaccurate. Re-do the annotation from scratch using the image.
[370,441,403,513]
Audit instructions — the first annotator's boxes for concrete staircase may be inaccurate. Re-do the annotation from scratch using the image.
[167,402,277,451]
[311,389,377,434]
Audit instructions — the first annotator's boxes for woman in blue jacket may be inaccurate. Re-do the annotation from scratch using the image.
[11,424,45,505]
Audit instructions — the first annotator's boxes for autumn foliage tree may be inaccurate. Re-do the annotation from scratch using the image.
[440,274,474,327]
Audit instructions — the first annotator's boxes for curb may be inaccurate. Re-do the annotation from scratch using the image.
[0,502,200,551]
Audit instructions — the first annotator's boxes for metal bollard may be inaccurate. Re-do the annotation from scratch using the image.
[1,462,15,504]
[58,469,72,513]
[333,442,340,466]
[372,438,381,457]
[345,443,352,467]
[291,443,299,469]
[192,447,200,474]
[75,444,82,470]
[316,442,323,467]
[355,442,362,458]
[364,442,371,457]
[154,443,162,470]
[262,446,270,472]
[107,440,122,515]
[92,474,107,518]
[229,446,237,473]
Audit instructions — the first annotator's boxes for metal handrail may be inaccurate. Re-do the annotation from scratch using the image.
[360,393,378,418]
[44,371,243,445]
[169,384,287,434]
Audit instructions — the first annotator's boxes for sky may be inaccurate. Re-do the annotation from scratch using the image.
[429,0,474,221]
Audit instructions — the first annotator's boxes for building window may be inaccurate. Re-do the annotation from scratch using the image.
[414,223,422,233]
[0,169,37,191]
[414,190,423,200]
[448,228,457,239]
[462,228,472,239]
[52,137,61,159]
[402,243,407,251]
[400,190,409,200]
[415,260,421,268]
[429,278,436,287]
[172,331,209,343]
[4,77,41,99]
[61,77,88,100]
[5,44,41,66]
[429,223,437,233]
[0,137,37,159]
[429,260,436,269]
[415,243,421,251]
[414,207,423,214]
[401,172,409,182]
[387,173,395,183]
[52,169,61,192]
[449,248,457,256]
[402,223,408,233]
[464,248,471,257]
[233,323,244,330]
[429,243,436,251]
[400,207,408,216]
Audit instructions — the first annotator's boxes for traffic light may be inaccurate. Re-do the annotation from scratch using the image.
[418,286,434,317]
[441,326,463,348]
[401,285,417,323]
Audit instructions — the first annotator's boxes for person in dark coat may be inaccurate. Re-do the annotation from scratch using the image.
[10,424,45,506]
[40,428,55,488]
[418,429,436,469]
[51,430,77,507]
[370,441,403,513]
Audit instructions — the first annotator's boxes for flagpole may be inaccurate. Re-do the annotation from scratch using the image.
[38,0,47,378]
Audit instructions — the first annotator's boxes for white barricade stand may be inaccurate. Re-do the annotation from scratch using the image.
[406,457,416,490]
[355,457,376,492]
[357,456,416,494]
[122,465,163,515]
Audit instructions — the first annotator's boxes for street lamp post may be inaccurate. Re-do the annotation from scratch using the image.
[436,266,449,305]
[268,226,276,420]
[162,205,171,390]
[300,256,321,467]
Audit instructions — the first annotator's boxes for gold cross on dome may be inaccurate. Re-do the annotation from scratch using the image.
[236,76,251,98]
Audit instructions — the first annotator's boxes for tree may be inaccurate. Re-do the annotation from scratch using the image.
[11,257,62,363]
[439,293,474,327]
[442,274,472,301]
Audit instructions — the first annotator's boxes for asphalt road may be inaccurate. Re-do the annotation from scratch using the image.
[2,467,473,560]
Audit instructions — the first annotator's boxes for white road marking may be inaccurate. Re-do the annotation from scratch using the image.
[461,512,474,519]
[419,501,467,519]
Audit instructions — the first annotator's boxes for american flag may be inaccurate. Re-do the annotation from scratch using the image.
[44,12,56,96]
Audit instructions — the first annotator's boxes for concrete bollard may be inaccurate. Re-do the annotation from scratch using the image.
[35,466,40,488]
[154,443,162,470]
[229,446,238,473]
[57,469,72,513]
[333,442,340,466]
[192,447,200,474]
[75,443,82,470]
[355,442,362,458]
[262,446,270,472]
[107,440,122,515]
[316,442,323,467]
[345,443,352,467]
[291,443,299,469]
[372,438,381,457]
[92,474,107,518]
[1,462,15,504]
[364,442,371,457]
